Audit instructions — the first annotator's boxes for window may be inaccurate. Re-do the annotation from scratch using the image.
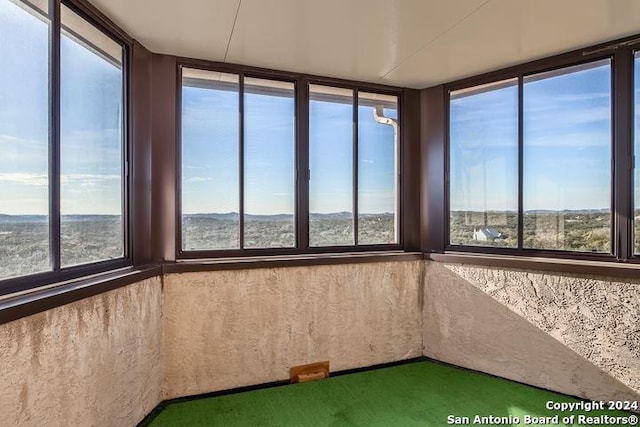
[0,0,50,281]
[180,69,297,251]
[243,78,296,249]
[60,4,125,266]
[523,61,611,253]
[357,92,399,245]
[449,80,518,248]
[181,69,240,251]
[307,86,399,247]
[0,0,128,288]
[180,69,401,255]
[448,59,613,255]
[309,85,354,246]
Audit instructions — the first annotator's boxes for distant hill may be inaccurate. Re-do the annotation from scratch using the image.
[523,209,610,215]
[0,210,609,226]
[309,212,394,219]
[0,214,48,223]
[246,213,293,222]
[61,215,121,222]
[183,212,393,222]
[185,213,240,221]
[184,213,293,222]
[451,209,610,215]
[0,214,120,224]
[310,212,352,220]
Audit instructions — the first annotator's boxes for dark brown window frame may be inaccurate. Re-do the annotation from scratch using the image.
[443,38,638,263]
[3,0,640,325]
[175,60,405,259]
[0,0,133,297]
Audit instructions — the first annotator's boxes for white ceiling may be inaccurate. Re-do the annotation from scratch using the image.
[89,0,640,89]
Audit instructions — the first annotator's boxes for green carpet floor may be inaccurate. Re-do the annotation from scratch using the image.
[148,360,635,426]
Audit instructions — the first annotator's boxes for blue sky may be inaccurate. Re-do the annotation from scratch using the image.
[450,61,616,212]
[358,101,397,215]
[309,95,353,214]
[0,0,49,215]
[0,0,122,215]
[244,84,296,216]
[182,80,398,215]
[0,0,398,219]
[307,91,397,215]
[6,0,638,219]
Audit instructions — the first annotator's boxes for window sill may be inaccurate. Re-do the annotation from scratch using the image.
[163,250,424,274]
[0,264,161,325]
[0,252,422,325]
[428,251,640,279]
[5,250,637,326]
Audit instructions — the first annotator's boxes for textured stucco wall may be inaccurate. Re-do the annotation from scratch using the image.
[4,258,638,425]
[0,277,163,427]
[163,260,424,399]
[424,262,640,403]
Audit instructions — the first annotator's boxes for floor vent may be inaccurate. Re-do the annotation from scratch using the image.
[290,361,330,383]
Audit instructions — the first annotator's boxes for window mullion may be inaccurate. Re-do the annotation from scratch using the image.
[122,44,130,261]
[517,75,524,251]
[353,89,359,246]
[239,73,245,250]
[297,79,310,250]
[613,49,633,260]
[50,0,61,271]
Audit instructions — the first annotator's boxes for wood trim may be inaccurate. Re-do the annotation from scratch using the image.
[420,85,446,252]
[163,251,424,274]
[613,49,634,260]
[130,41,153,264]
[0,252,421,325]
[402,89,421,250]
[150,55,178,261]
[428,252,640,279]
[0,265,161,325]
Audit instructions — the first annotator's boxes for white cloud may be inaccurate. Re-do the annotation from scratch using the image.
[525,105,610,125]
[0,134,21,143]
[524,130,610,148]
[558,92,610,102]
[0,173,48,186]
[0,173,120,187]
[183,176,212,183]
[61,173,120,184]
[0,134,47,158]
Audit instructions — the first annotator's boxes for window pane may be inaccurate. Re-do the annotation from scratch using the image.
[181,69,240,250]
[244,78,295,248]
[523,60,612,252]
[0,0,50,280]
[449,80,518,248]
[357,92,398,245]
[309,85,353,246]
[633,52,640,254]
[60,5,124,267]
